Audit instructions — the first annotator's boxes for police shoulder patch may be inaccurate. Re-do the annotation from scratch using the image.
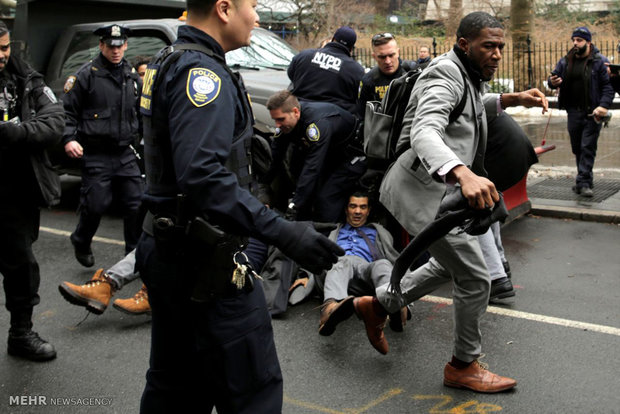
[63,76,77,94]
[42,86,58,104]
[186,67,221,107]
[306,123,320,142]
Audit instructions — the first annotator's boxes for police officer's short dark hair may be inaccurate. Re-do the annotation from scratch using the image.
[0,21,8,37]
[266,90,299,113]
[132,55,151,70]
[186,0,226,16]
[456,12,503,41]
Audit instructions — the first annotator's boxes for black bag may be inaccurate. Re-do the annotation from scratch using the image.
[485,112,538,192]
[363,67,467,170]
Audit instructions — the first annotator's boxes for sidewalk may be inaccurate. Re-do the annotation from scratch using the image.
[525,165,620,224]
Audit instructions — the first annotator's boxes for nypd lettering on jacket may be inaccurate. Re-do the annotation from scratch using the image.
[310,52,342,72]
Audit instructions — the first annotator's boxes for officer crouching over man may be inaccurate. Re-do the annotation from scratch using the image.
[0,20,64,361]
[134,0,344,412]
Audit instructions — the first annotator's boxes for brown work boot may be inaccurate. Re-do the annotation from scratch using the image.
[58,269,115,315]
[318,296,354,336]
[113,284,151,316]
[353,296,388,355]
[444,359,517,393]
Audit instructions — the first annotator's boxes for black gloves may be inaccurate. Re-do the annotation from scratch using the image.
[276,220,344,274]
[0,121,25,149]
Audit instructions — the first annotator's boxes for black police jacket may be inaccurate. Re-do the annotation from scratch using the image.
[0,55,64,207]
[356,59,417,118]
[140,25,285,241]
[62,54,141,147]
[264,100,357,210]
[288,42,365,114]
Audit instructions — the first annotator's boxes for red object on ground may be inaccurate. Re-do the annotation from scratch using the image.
[504,144,556,221]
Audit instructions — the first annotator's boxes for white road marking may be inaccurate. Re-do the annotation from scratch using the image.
[40,226,125,246]
[421,295,620,337]
[40,226,620,337]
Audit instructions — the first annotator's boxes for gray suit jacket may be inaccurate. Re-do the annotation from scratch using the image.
[380,49,499,235]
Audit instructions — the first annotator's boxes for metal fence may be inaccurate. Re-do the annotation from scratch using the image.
[354,36,620,96]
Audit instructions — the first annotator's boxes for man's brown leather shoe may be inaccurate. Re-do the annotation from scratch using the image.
[353,296,388,355]
[319,296,354,336]
[444,360,517,393]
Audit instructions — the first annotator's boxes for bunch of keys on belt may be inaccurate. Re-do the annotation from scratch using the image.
[231,251,262,290]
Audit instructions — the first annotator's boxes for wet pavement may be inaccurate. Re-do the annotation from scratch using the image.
[510,109,620,223]
[0,206,618,414]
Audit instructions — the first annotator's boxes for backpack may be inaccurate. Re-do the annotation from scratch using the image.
[363,67,468,170]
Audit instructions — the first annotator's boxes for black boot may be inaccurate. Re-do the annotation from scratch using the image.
[70,233,94,268]
[489,277,515,302]
[8,330,57,362]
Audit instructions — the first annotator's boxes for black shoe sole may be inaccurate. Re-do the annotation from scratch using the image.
[319,296,355,337]
[74,253,95,268]
[489,290,516,302]
[7,346,57,361]
[58,284,106,315]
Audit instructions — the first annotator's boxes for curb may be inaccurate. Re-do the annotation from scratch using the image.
[530,204,620,224]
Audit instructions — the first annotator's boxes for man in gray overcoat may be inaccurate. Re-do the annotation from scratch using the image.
[352,12,548,393]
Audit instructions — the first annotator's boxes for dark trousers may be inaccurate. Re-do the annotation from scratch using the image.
[136,234,283,414]
[73,149,143,253]
[0,202,41,332]
[567,109,602,188]
[312,158,367,223]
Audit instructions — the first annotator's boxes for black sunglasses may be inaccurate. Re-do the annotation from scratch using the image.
[371,33,395,45]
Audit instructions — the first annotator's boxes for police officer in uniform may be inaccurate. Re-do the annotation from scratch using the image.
[288,26,365,114]
[357,32,417,119]
[63,24,143,267]
[0,21,64,361]
[263,90,365,223]
[135,1,343,412]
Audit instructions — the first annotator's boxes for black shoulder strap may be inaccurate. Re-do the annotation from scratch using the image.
[395,66,469,162]
[448,69,468,124]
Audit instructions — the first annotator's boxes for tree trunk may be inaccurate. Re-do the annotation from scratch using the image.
[445,0,462,41]
[510,0,534,91]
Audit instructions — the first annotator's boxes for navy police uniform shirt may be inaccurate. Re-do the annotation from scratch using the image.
[288,42,365,114]
[267,100,357,210]
[62,53,141,147]
[356,59,416,118]
[144,25,282,239]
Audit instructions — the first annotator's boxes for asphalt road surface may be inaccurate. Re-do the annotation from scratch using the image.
[0,193,619,413]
